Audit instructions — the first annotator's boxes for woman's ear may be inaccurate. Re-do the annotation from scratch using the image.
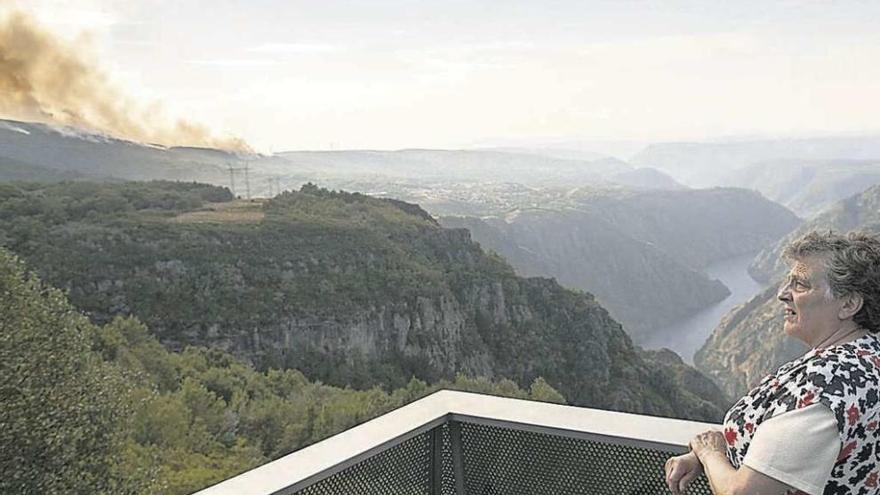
[839,293,864,320]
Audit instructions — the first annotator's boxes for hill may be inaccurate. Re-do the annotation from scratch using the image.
[570,188,799,269]
[0,118,683,209]
[698,185,880,398]
[442,188,799,339]
[0,180,728,421]
[749,184,880,283]
[608,167,686,190]
[631,136,880,188]
[0,119,239,182]
[0,247,564,494]
[273,148,625,186]
[726,159,880,217]
[440,212,729,339]
[693,286,808,399]
[0,155,95,182]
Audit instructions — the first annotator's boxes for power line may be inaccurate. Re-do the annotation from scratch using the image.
[244,161,251,200]
[226,161,251,199]
[265,176,283,197]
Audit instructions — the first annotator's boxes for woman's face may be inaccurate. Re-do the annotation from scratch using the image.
[777,256,845,344]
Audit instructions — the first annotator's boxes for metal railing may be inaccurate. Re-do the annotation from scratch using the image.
[195,390,717,495]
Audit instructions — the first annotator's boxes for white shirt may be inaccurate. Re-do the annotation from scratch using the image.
[742,403,841,495]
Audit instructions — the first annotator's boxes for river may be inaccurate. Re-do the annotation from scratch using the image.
[641,252,766,364]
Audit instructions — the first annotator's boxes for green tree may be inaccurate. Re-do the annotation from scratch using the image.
[0,248,151,494]
[529,377,566,404]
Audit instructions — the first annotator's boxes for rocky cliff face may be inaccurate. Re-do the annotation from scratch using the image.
[0,181,729,421]
[694,286,808,399]
[701,186,880,399]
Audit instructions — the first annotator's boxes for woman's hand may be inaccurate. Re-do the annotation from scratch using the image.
[689,430,728,462]
[665,451,703,495]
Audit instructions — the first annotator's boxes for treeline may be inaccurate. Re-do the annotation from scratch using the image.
[0,249,564,494]
[0,180,488,331]
[0,180,232,223]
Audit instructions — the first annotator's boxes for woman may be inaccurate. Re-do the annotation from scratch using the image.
[666,230,880,495]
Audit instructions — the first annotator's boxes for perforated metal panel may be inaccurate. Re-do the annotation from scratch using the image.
[440,424,457,495]
[455,421,712,495]
[295,430,433,495]
[291,420,712,495]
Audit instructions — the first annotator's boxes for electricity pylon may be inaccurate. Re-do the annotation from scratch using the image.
[226,161,251,199]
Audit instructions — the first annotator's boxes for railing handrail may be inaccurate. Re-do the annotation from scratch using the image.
[194,390,719,495]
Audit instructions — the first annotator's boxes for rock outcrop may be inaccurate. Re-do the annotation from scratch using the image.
[694,286,807,399]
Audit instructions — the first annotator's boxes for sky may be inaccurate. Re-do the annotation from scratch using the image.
[3,0,880,152]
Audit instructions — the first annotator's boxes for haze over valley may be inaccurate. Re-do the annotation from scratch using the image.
[4,2,880,493]
[6,96,880,494]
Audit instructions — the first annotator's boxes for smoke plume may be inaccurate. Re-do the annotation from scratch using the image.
[0,10,251,152]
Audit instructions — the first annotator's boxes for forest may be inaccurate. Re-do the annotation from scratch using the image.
[0,246,563,493]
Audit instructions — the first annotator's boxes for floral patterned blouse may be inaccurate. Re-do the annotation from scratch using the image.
[723,334,880,494]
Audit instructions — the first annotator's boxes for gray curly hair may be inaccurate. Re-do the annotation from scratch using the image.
[782,230,880,333]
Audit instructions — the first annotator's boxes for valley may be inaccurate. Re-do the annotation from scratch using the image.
[642,252,764,363]
[4,117,880,493]
[4,4,880,493]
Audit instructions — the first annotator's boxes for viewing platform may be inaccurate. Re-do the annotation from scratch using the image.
[195,390,717,494]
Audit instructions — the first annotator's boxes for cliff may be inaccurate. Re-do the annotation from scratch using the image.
[693,286,808,399]
[701,186,880,398]
[0,181,729,420]
[0,247,570,494]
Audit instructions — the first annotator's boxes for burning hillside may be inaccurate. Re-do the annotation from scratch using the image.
[0,10,251,152]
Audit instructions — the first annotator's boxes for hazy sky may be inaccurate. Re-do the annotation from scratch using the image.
[5,0,880,151]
